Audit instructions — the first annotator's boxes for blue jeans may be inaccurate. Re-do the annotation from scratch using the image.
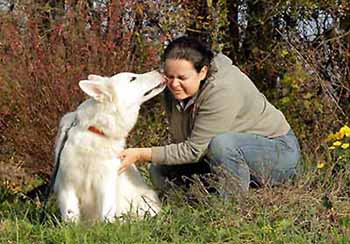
[150,130,300,193]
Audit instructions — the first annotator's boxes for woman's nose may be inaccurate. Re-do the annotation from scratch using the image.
[168,78,181,88]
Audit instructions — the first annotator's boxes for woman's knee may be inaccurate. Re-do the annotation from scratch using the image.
[207,133,242,164]
[207,134,227,160]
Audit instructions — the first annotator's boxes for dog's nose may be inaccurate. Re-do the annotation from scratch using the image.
[161,75,169,84]
[157,66,164,73]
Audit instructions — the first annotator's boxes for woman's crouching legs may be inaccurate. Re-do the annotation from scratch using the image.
[206,130,300,193]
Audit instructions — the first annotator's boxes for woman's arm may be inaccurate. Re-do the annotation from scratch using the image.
[118,147,151,174]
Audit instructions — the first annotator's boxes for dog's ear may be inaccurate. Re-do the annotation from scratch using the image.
[87,74,105,81]
[79,80,113,102]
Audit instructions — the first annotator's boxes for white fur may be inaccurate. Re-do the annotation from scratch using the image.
[53,71,165,223]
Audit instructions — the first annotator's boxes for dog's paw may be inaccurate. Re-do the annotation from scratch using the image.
[62,209,80,223]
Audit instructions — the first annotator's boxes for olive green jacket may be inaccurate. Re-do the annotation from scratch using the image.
[151,54,290,165]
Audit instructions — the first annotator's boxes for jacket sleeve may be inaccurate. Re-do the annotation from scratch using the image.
[151,86,243,165]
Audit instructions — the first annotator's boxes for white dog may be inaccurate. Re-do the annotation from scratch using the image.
[53,71,165,223]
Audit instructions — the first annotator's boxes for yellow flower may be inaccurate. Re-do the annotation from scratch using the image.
[328,146,336,150]
[333,141,342,146]
[341,143,349,149]
[340,125,350,137]
[317,161,325,169]
[327,125,350,141]
[326,133,336,142]
[334,131,345,140]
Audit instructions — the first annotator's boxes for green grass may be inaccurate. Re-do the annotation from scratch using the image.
[1,171,350,244]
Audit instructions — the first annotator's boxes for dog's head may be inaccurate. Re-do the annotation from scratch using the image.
[79,70,165,106]
[78,71,165,135]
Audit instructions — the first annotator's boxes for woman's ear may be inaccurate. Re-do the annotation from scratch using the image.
[199,65,209,81]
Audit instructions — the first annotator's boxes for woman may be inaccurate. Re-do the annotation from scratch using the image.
[118,36,300,193]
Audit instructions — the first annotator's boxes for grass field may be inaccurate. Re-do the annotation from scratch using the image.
[1,109,349,243]
[1,167,350,244]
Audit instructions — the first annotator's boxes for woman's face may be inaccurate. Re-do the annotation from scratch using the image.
[164,59,208,100]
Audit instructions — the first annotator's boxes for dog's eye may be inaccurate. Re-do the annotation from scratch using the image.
[130,77,137,82]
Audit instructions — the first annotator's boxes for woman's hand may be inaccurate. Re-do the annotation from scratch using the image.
[118,148,152,174]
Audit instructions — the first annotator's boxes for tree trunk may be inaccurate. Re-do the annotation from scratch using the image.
[226,0,240,63]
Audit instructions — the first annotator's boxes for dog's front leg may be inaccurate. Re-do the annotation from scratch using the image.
[98,181,117,223]
[58,188,80,223]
